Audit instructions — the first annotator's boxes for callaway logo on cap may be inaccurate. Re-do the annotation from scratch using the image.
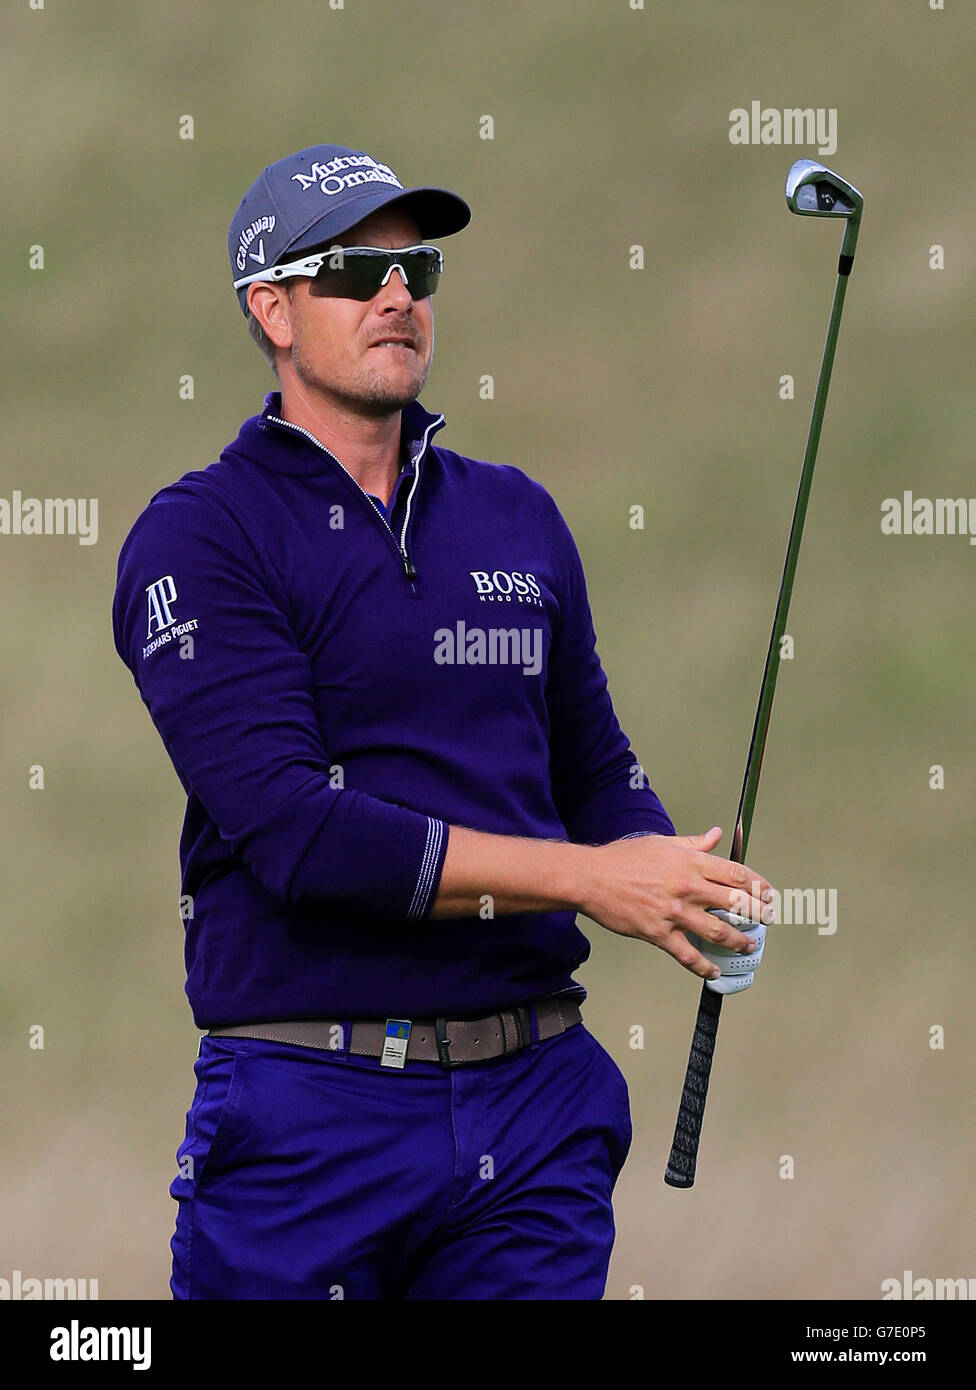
[228,143,471,313]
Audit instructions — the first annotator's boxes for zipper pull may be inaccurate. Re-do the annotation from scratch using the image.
[402,551,417,582]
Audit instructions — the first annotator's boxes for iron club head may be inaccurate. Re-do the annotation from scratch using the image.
[786,159,863,270]
[785,159,863,220]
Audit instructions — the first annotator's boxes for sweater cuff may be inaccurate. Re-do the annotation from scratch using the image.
[286,795,450,923]
[403,816,449,922]
[581,805,676,845]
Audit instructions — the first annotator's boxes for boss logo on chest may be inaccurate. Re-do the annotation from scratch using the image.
[468,569,543,607]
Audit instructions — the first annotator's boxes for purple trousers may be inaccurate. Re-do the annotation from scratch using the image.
[170,1011,632,1300]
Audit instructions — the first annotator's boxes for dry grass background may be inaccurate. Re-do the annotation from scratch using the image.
[2,1,973,1299]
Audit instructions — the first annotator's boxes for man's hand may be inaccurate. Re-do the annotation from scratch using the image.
[431,824,775,987]
[579,827,775,983]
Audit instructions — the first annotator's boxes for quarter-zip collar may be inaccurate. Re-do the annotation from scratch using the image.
[235,392,445,590]
[242,391,446,479]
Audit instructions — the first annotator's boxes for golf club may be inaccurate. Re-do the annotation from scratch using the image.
[663,159,864,1189]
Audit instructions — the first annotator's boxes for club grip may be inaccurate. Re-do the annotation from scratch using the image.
[663,983,723,1188]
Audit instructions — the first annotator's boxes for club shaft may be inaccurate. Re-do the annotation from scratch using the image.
[663,260,854,1190]
[732,266,849,865]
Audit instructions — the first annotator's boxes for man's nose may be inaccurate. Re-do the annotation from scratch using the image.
[376,265,414,303]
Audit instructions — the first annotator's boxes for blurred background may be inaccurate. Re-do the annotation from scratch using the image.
[2,0,973,1299]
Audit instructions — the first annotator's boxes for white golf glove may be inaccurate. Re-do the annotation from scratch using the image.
[686,908,768,995]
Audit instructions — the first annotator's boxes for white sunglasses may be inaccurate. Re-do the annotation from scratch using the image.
[234,243,443,300]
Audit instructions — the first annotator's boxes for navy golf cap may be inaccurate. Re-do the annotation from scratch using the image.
[229,144,471,313]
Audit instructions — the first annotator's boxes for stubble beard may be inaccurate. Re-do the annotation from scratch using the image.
[290,331,433,419]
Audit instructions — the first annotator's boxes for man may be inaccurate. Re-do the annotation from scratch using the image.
[112,143,774,1300]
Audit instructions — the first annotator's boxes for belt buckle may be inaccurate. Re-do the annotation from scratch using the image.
[434,1016,463,1068]
[435,1007,533,1068]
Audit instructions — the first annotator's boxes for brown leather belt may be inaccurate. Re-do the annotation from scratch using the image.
[208,997,582,1068]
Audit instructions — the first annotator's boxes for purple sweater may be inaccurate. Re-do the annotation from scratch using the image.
[112,392,675,1027]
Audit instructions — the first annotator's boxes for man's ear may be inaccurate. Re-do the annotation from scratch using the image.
[247,282,294,351]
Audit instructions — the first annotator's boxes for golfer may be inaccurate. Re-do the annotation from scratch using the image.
[112,143,773,1300]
